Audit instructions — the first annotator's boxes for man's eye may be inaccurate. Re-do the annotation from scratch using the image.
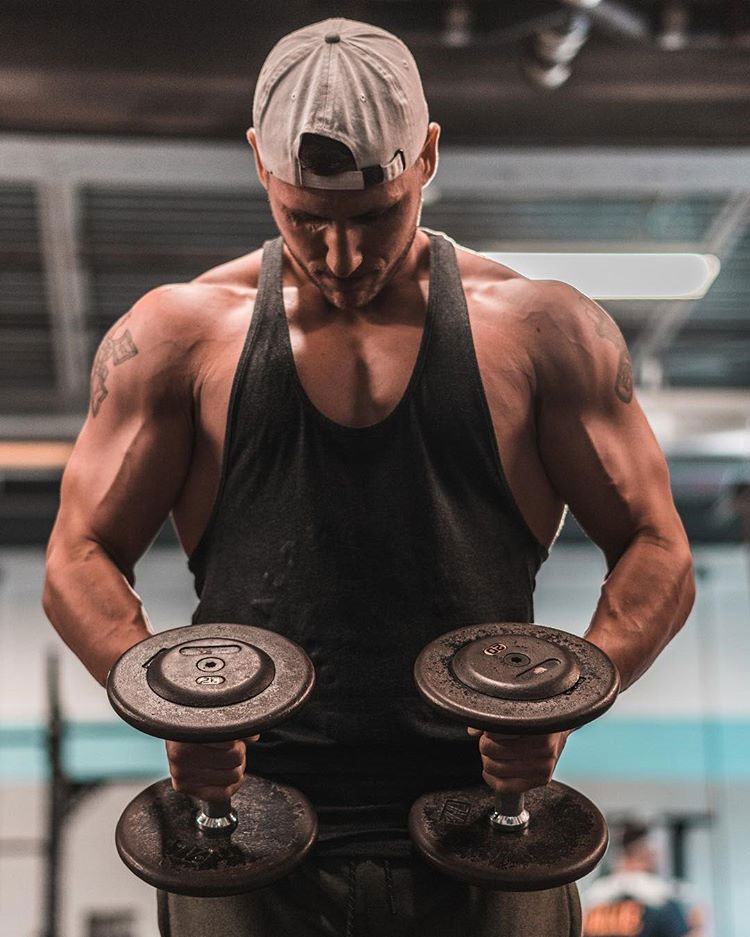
[287,212,321,226]
[288,206,394,225]
[366,203,401,222]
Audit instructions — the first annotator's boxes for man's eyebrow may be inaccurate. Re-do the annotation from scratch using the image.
[284,200,401,221]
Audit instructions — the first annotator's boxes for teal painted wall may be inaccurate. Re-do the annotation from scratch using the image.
[2,716,749,781]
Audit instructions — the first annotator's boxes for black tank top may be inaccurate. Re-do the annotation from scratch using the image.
[188,228,548,855]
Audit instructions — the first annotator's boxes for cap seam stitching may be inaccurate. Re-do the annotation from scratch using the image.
[321,38,334,134]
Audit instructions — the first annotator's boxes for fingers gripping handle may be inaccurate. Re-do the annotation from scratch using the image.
[490,791,530,832]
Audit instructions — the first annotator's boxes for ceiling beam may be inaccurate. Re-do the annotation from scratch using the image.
[0,40,748,144]
[631,192,750,381]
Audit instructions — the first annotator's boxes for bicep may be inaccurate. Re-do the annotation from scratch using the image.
[51,300,194,573]
[538,389,674,567]
[56,410,192,573]
[535,284,683,569]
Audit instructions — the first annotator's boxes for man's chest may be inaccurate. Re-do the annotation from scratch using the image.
[177,282,562,554]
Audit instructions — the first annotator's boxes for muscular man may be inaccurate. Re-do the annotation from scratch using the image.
[43,17,695,937]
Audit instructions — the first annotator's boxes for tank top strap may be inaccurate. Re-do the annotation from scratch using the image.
[421,227,473,348]
[249,235,285,348]
[417,227,485,415]
[257,234,284,307]
[227,234,285,393]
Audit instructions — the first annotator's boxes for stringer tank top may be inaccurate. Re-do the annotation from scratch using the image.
[188,227,549,854]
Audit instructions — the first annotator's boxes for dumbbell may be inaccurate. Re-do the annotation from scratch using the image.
[408,622,620,891]
[106,622,317,896]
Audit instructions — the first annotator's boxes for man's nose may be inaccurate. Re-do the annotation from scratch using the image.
[324,224,364,279]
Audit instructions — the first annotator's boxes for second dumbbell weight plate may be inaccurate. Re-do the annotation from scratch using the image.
[116,774,318,896]
[409,781,608,891]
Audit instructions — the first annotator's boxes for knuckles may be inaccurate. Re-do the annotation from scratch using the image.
[476,729,558,790]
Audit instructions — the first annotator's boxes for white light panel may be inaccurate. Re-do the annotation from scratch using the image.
[484,252,720,299]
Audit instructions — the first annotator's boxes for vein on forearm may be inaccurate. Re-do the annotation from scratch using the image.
[584,534,695,692]
[44,538,152,686]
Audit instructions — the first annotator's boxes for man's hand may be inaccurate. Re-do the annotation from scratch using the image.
[165,736,260,801]
[467,726,571,793]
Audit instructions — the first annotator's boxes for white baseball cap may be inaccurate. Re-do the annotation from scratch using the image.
[252,17,430,190]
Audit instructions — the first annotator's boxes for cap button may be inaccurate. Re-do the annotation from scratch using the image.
[325,33,341,43]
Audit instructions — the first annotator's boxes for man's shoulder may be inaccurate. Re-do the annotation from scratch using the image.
[130,244,265,329]
[460,264,586,330]
[453,254,589,360]
[193,245,265,290]
[491,275,626,393]
[452,240,530,294]
[450,241,574,325]
[451,246,629,402]
[126,261,261,343]
[96,271,258,397]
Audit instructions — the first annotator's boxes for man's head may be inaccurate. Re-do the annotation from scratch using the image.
[616,822,659,873]
[246,18,440,309]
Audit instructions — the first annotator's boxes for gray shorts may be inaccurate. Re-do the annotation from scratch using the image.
[157,854,582,937]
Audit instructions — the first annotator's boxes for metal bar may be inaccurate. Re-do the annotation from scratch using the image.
[40,653,104,937]
[42,651,62,937]
[0,135,749,193]
[490,790,530,831]
[667,816,688,879]
[36,182,90,409]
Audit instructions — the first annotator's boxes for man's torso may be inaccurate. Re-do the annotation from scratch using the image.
[170,229,565,558]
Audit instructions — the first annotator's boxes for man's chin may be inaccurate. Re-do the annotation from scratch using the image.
[328,293,372,310]
[318,279,381,309]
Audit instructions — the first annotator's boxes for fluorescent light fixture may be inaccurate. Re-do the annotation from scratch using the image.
[483,253,720,300]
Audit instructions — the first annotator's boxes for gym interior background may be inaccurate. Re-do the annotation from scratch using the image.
[1,1,749,935]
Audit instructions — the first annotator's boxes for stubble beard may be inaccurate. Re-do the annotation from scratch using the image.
[283,221,420,311]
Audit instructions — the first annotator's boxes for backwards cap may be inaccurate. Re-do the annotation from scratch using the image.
[252,17,429,190]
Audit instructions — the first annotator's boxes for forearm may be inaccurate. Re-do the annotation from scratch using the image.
[43,536,153,687]
[583,533,696,692]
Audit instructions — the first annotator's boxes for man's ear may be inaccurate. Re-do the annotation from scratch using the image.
[246,127,269,190]
[419,121,441,188]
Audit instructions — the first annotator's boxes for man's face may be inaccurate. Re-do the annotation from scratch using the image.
[266,169,424,310]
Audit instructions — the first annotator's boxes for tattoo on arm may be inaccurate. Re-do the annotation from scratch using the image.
[90,315,139,417]
[578,296,633,404]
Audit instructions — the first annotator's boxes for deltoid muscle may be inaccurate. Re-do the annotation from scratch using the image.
[578,294,634,405]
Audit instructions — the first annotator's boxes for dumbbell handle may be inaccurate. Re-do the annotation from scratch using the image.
[196,798,238,834]
[490,791,531,832]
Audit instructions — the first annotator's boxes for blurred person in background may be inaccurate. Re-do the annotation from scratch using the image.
[582,821,706,937]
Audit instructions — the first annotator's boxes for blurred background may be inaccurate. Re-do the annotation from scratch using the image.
[0,1,749,935]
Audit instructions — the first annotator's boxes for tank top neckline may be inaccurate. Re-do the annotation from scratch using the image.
[267,229,441,435]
